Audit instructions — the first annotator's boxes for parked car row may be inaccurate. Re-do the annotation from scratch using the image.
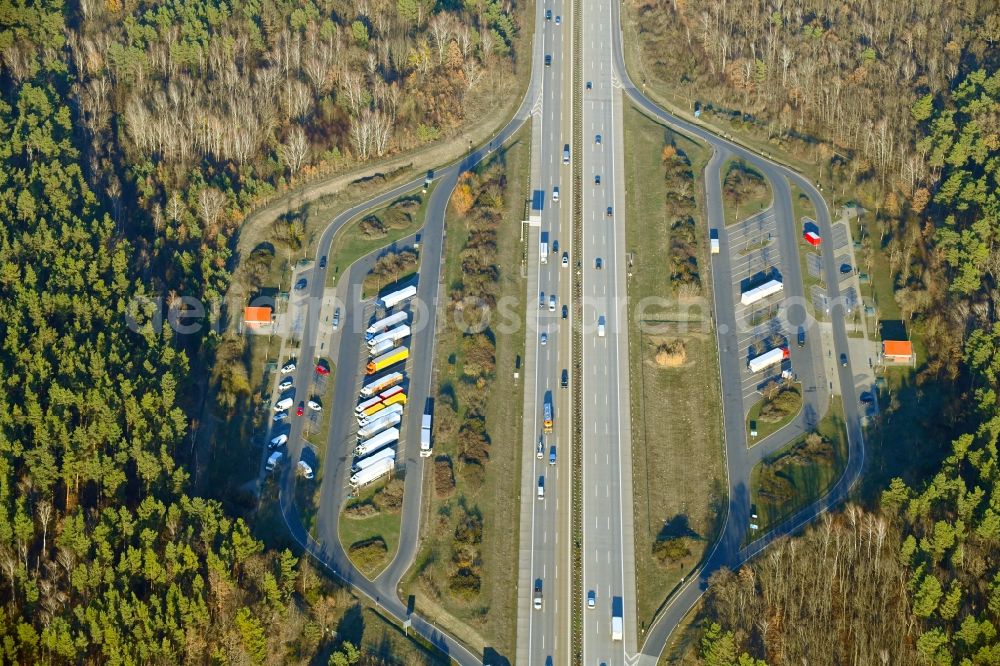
[266,356,324,480]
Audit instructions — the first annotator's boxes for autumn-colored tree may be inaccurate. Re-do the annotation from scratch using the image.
[452,181,475,214]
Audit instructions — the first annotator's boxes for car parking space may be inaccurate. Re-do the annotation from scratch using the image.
[726,211,777,248]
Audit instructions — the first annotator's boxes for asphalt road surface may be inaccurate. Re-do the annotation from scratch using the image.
[580,0,638,662]
[601,2,866,661]
[514,1,576,664]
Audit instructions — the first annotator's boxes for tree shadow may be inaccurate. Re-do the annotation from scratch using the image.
[656,513,701,541]
[334,603,365,647]
[483,647,512,666]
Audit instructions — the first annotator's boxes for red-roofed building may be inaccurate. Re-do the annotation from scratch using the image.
[244,306,273,331]
[882,340,914,365]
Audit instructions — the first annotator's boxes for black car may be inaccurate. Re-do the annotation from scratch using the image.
[562,305,568,319]
[840,353,848,367]
[545,54,552,66]
[840,263,852,274]
[561,369,569,388]
[586,81,592,90]
[797,327,806,347]
[319,255,327,268]
[294,278,307,290]
[606,206,613,218]
[595,257,603,270]
[860,391,875,405]
[595,174,601,185]
[545,8,552,19]
[553,240,559,252]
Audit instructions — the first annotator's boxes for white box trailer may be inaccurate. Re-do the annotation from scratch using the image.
[748,347,790,373]
[357,402,403,427]
[611,596,624,641]
[377,285,417,310]
[368,324,410,350]
[360,372,404,397]
[350,457,394,488]
[740,279,783,306]
[365,311,409,340]
[357,411,402,440]
[351,446,396,473]
[354,427,400,457]
[369,338,395,357]
[419,413,433,457]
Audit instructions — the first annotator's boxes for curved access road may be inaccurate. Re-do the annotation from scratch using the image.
[605,2,867,660]
[271,9,554,664]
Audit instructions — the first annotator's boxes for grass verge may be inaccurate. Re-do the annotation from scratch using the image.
[749,397,847,536]
[623,103,726,636]
[338,479,403,579]
[746,383,803,443]
[721,158,772,226]
[399,124,530,657]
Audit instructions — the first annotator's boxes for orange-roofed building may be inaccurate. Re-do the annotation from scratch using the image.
[244,306,273,330]
[882,340,914,365]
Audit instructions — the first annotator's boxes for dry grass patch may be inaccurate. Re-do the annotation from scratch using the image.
[653,339,688,368]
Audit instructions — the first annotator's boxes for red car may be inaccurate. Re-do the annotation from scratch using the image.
[296,401,305,416]
[315,364,330,375]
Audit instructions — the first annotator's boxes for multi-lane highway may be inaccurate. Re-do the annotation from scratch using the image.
[515,1,573,663]
[580,0,637,662]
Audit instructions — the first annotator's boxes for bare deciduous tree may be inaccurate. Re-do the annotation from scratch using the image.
[279,126,310,175]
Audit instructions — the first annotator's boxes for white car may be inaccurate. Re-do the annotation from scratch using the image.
[274,397,294,412]
[540,332,548,345]
[278,378,293,391]
[273,411,289,422]
[269,434,288,449]
[307,400,322,412]
[587,590,596,609]
[536,438,544,459]
[562,252,569,268]
[265,451,283,472]
[281,362,296,374]
[297,460,314,479]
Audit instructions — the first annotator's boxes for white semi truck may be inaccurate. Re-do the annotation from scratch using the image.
[357,402,403,427]
[748,347,790,373]
[365,312,408,340]
[377,285,417,310]
[354,427,400,457]
[357,411,402,440]
[420,412,433,457]
[349,457,394,488]
[740,279,783,306]
[368,324,410,350]
[351,446,396,473]
[611,596,624,641]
